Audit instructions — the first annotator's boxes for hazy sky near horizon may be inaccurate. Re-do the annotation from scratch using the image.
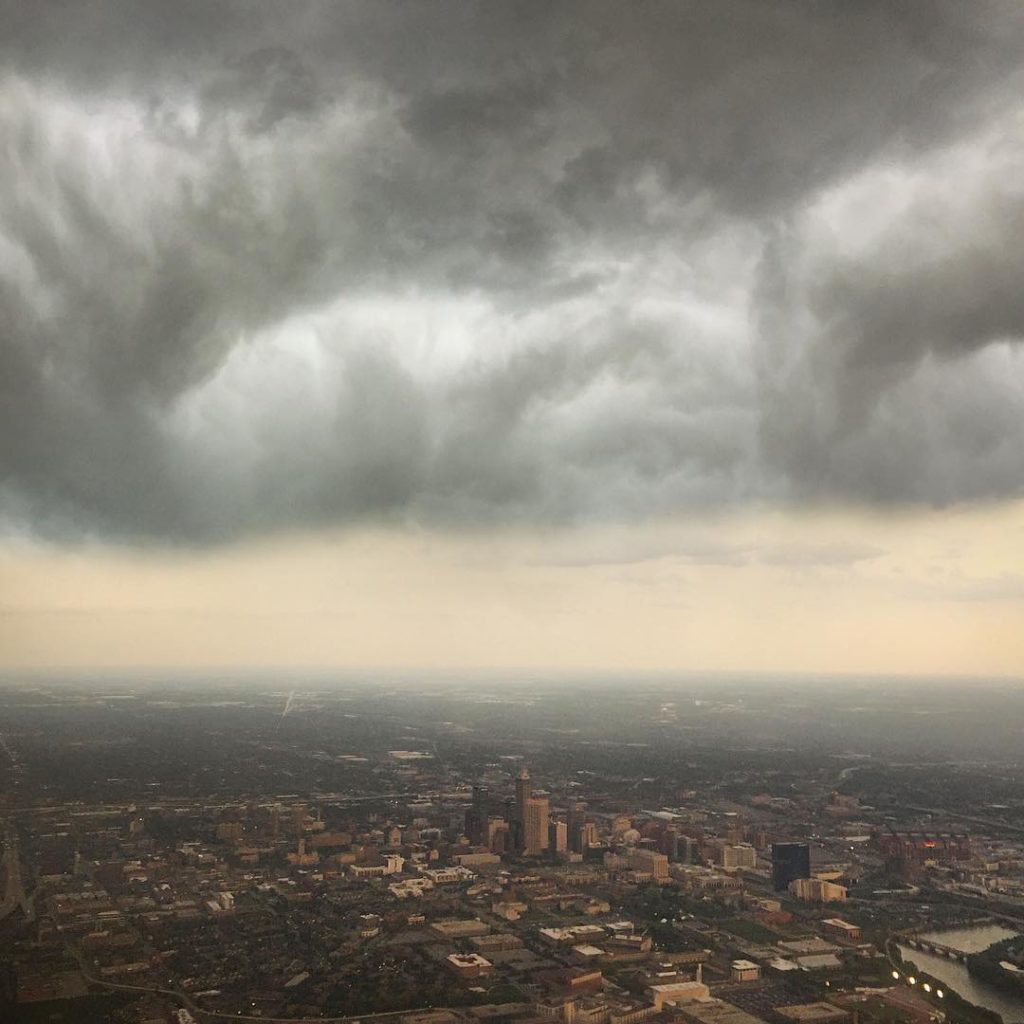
[3,504,1024,676]
[2,2,1023,675]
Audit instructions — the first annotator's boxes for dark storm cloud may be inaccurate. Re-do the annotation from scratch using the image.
[1,1,1023,542]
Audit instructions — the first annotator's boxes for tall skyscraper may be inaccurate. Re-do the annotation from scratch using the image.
[512,767,533,853]
[549,819,568,853]
[772,842,811,892]
[503,795,521,852]
[567,800,586,853]
[581,821,597,850]
[664,828,680,861]
[515,767,531,825]
[465,785,488,844]
[523,794,550,855]
[487,817,510,854]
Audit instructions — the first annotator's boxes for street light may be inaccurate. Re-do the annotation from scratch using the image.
[891,971,900,980]
[923,983,932,993]
[908,977,917,985]
[936,991,944,999]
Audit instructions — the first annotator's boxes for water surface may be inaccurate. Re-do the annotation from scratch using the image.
[898,925,1022,1024]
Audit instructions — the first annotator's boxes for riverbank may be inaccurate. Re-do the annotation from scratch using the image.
[967,936,1024,1001]
[895,924,1024,1024]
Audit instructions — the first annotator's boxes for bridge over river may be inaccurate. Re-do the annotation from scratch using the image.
[901,935,971,961]
[897,918,1013,962]
[895,921,1024,1023]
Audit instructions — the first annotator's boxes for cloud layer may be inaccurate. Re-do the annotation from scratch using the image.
[2,1,1024,542]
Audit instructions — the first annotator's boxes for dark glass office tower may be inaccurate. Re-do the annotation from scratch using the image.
[772,842,811,891]
[464,785,488,844]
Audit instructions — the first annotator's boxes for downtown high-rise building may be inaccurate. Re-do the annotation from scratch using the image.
[465,785,488,845]
[549,819,568,854]
[522,794,550,855]
[487,817,510,854]
[515,768,531,824]
[771,842,811,892]
[580,821,597,850]
[509,768,532,852]
[626,846,669,880]
[567,800,586,853]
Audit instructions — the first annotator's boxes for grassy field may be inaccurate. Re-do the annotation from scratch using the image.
[721,917,783,945]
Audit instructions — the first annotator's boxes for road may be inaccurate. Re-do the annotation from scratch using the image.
[64,937,452,1024]
[901,805,1024,837]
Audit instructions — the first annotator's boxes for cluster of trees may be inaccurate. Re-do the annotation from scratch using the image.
[967,936,1024,998]
[324,947,478,1015]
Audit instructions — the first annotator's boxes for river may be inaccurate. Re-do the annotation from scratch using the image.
[897,925,1023,1024]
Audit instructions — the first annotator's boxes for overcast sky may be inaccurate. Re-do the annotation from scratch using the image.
[2,2,1022,676]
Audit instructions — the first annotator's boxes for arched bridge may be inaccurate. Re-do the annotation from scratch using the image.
[902,935,969,962]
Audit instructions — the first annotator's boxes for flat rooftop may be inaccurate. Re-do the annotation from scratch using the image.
[677,999,768,1024]
[777,1003,850,1023]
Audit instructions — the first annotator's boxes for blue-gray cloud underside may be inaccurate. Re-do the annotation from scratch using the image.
[2,1,1023,542]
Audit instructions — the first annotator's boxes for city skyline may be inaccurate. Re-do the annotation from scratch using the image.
[2,677,1023,1020]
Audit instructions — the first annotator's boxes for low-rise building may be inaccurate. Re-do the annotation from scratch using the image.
[453,852,502,868]
[776,1004,850,1024]
[471,933,524,952]
[423,866,476,884]
[648,981,710,1010]
[789,878,847,902]
[389,877,434,898]
[537,967,604,997]
[730,959,761,982]
[794,954,842,970]
[821,919,861,942]
[431,918,491,939]
[675,999,767,1024]
[446,953,493,979]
